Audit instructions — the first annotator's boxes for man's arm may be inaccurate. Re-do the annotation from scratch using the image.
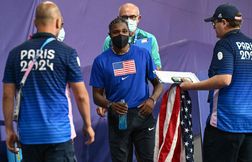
[151,36,162,70]
[180,74,232,90]
[97,36,111,117]
[93,87,128,115]
[139,78,163,116]
[2,83,19,153]
[149,78,163,101]
[92,87,109,108]
[69,82,94,144]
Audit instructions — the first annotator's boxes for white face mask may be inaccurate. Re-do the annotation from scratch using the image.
[57,27,65,42]
[126,19,138,32]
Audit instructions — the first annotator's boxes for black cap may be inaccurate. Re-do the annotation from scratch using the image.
[204,4,242,22]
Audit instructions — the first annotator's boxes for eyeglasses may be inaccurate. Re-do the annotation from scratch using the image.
[121,15,138,20]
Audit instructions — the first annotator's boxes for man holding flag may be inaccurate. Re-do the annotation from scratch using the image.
[180,3,252,162]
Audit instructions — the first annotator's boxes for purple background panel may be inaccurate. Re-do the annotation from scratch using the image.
[1,0,252,162]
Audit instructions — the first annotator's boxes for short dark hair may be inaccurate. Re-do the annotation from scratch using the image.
[109,17,128,33]
[226,12,242,28]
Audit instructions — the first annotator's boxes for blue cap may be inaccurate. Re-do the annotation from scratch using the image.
[204,4,242,22]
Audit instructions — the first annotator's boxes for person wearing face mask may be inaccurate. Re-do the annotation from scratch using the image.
[103,3,161,70]
[2,1,94,162]
[57,26,65,42]
[90,17,163,162]
[180,4,252,162]
[97,2,162,128]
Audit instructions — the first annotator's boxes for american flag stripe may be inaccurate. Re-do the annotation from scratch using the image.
[154,85,193,162]
[113,60,136,76]
[122,60,136,74]
[155,86,183,162]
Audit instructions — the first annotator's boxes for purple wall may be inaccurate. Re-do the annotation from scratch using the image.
[1,0,252,161]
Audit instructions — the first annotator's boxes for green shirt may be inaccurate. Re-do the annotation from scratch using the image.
[103,28,162,69]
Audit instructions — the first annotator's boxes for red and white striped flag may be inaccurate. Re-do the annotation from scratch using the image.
[154,85,194,162]
[112,60,136,76]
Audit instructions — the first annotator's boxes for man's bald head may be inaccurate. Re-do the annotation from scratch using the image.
[119,3,140,17]
[34,1,63,36]
[35,1,62,26]
[118,3,141,34]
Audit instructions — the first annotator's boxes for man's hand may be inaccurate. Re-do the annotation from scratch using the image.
[180,78,193,90]
[138,98,155,116]
[110,102,128,115]
[82,126,95,145]
[6,129,19,154]
[96,107,107,117]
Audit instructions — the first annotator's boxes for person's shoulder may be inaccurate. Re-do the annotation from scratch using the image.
[131,44,142,50]
[9,40,30,54]
[101,48,113,56]
[216,30,250,47]
[54,41,75,52]
[130,44,149,54]
[137,28,157,39]
[238,31,252,41]
[223,30,247,40]
[94,48,112,61]
[215,39,230,50]
[104,35,111,41]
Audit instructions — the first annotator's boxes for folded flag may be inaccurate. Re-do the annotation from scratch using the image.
[154,84,194,162]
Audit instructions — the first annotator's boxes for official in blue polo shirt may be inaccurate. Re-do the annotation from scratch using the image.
[2,1,94,162]
[180,4,252,162]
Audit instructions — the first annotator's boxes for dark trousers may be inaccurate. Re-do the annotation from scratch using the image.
[203,124,252,162]
[21,140,77,162]
[108,108,155,162]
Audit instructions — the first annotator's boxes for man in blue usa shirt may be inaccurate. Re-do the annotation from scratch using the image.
[181,4,252,162]
[2,1,94,162]
[90,17,162,162]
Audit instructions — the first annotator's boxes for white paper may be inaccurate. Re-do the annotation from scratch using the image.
[155,70,200,83]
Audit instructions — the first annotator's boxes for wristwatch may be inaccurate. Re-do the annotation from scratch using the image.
[149,97,157,105]
[106,101,113,109]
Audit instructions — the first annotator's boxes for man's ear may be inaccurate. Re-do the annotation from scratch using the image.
[56,18,61,29]
[137,15,142,23]
[222,19,228,26]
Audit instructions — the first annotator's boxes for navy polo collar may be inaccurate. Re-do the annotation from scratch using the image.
[31,32,56,39]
